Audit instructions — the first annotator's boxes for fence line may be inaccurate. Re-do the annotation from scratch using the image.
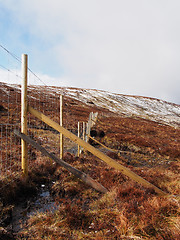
[0,48,88,185]
[28,105,167,196]
[0,45,22,181]
[0,50,167,196]
[0,46,53,182]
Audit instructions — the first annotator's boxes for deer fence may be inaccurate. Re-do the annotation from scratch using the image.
[0,49,167,196]
[0,45,22,182]
[0,48,92,183]
[0,48,65,182]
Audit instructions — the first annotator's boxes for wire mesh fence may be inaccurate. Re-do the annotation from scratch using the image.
[0,46,85,183]
[27,76,62,166]
[0,45,22,181]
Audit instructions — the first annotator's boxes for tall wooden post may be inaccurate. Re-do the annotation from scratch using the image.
[77,121,80,157]
[28,106,167,196]
[21,54,28,176]
[60,95,64,159]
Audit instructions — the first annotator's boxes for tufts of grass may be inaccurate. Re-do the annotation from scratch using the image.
[15,152,180,239]
[18,182,180,239]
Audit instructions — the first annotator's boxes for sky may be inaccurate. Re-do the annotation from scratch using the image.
[0,0,180,104]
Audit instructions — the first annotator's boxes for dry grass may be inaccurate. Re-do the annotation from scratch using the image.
[1,146,179,239]
[12,151,179,239]
[0,83,180,239]
[98,116,180,159]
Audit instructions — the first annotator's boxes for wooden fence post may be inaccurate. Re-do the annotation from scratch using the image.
[86,113,91,143]
[78,121,80,157]
[28,106,167,196]
[60,95,64,159]
[82,122,85,141]
[21,54,28,176]
[81,122,86,153]
[14,130,107,194]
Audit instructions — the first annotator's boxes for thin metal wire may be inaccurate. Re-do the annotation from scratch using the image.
[0,43,64,180]
[0,125,2,171]
[0,44,21,63]
[0,44,22,181]
[0,43,47,85]
[0,172,21,191]
[28,68,47,86]
[0,64,22,80]
[5,125,8,175]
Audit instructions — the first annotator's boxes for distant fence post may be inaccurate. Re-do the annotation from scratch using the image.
[86,113,91,142]
[60,95,64,159]
[78,121,80,157]
[21,54,28,176]
[86,112,98,142]
[81,122,85,153]
[82,122,85,141]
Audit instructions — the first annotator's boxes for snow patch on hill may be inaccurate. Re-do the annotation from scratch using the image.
[45,86,180,128]
[1,82,180,128]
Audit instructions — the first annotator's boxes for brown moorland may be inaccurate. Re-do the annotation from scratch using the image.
[0,83,179,239]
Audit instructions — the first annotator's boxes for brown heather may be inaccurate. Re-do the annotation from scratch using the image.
[0,84,179,239]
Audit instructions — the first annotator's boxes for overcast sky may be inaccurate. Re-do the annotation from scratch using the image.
[0,0,180,104]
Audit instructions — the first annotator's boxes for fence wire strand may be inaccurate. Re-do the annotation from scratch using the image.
[0,43,80,185]
[0,45,21,182]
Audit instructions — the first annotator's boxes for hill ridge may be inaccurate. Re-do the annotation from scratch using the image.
[0,82,180,128]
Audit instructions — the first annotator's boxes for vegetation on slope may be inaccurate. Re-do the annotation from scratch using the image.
[0,83,179,239]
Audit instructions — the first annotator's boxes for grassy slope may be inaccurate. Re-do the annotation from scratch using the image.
[18,114,180,239]
[0,83,179,239]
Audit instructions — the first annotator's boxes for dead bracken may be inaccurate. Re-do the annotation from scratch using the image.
[0,82,180,239]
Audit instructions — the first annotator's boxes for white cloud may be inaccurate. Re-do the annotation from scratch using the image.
[0,68,69,87]
[1,0,180,104]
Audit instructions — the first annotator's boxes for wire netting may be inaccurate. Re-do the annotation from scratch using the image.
[27,76,61,166]
[27,73,83,166]
[0,45,84,183]
[0,46,22,181]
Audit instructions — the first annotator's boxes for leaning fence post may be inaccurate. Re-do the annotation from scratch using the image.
[21,54,28,176]
[60,95,64,159]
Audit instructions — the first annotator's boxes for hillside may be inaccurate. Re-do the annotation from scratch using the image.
[2,82,180,127]
[0,82,180,239]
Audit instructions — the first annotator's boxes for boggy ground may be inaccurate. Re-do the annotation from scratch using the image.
[0,114,180,239]
[0,83,180,239]
[10,155,180,239]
